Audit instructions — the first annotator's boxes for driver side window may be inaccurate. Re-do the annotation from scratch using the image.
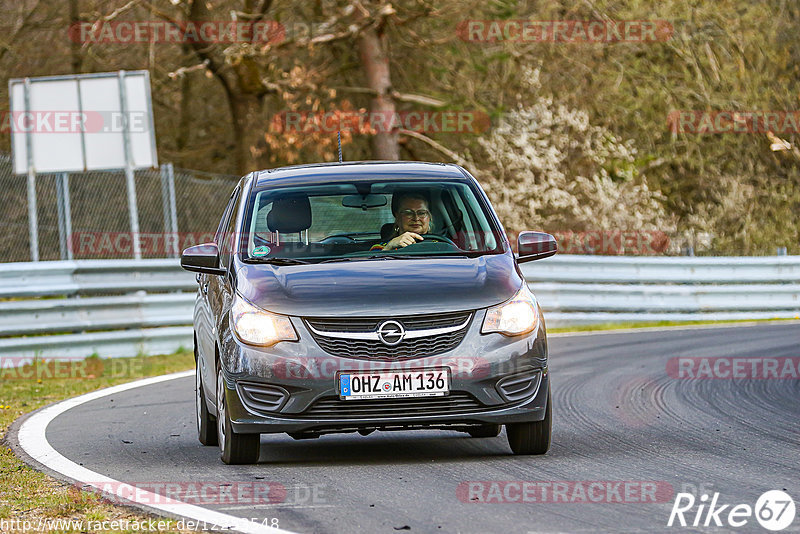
[215,188,239,246]
[216,187,241,266]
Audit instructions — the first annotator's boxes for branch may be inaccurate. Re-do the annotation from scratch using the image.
[641,158,668,173]
[274,19,373,49]
[97,0,141,22]
[275,1,394,50]
[167,59,210,79]
[334,87,446,107]
[392,92,446,107]
[135,0,180,29]
[398,129,468,165]
[0,0,44,62]
[767,131,800,161]
[137,0,229,89]
[235,0,273,25]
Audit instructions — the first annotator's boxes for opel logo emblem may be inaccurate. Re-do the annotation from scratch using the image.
[377,320,405,346]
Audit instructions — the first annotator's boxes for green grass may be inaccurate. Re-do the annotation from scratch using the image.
[549,316,800,333]
[1,351,195,533]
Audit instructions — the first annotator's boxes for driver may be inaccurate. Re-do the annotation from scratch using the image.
[371,192,432,250]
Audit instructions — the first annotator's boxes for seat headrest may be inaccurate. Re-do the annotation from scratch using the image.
[267,196,312,233]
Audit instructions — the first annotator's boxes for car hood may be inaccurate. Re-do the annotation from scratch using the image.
[235,253,521,317]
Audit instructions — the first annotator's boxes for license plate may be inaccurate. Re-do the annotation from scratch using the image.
[338,368,450,400]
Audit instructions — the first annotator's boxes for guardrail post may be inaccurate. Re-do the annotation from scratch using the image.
[56,172,74,260]
[160,163,179,258]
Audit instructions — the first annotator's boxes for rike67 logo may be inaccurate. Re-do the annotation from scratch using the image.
[668,490,795,531]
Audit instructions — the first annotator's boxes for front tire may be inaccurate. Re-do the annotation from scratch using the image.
[216,367,261,464]
[195,357,217,446]
[506,387,551,455]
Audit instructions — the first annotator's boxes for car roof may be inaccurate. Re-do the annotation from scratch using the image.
[253,161,470,188]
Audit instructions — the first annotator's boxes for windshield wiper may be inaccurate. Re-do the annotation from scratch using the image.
[246,257,311,265]
[319,254,415,263]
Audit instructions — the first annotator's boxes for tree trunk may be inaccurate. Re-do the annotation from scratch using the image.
[176,45,192,164]
[68,0,82,72]
[226,90,268,174]
[187,0,271,175]
[358,26,399,160]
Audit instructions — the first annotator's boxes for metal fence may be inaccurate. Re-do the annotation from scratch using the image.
[0,259,195,359]
[521,256,800,324]
[1,256,799,361]
[0,152,239,263]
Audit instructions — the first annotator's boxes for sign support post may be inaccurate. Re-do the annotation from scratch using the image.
[118,71,142,260]
[23,78,39,262]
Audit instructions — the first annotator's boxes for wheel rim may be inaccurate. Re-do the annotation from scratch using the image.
[216,369,226,453]
[195,362,202,434]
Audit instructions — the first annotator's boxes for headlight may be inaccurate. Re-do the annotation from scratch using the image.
[231,295,298,346]
[481,285,539,336]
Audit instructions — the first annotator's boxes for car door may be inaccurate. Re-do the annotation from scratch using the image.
[205,186,243,398]
[197,186,240,397]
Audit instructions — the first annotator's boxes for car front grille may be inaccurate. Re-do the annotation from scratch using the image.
[303,311,472,360]
[297,391,485,419]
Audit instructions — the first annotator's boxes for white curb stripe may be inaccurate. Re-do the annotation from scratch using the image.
[17,370,298,534]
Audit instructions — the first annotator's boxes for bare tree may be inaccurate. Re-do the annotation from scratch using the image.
[68,0,83,72]
[355,4,398,159]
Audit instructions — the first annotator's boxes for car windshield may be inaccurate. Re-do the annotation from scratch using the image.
[239,179,504,262]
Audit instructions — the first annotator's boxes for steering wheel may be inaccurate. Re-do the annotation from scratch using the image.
[318,234,358,244]
[412,233,459,248]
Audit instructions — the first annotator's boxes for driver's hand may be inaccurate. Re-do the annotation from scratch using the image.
[385,232,423,250]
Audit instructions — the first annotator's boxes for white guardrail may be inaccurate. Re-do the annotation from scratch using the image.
[1,256,799,360]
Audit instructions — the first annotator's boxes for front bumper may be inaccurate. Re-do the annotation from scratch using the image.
[218,310,549,434]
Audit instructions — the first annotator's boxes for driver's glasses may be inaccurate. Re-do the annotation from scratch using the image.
[399,209,431,220]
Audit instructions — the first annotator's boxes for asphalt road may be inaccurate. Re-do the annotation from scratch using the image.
[44,323,800,533]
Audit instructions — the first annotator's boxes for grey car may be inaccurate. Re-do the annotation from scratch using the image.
[181,161,556,464]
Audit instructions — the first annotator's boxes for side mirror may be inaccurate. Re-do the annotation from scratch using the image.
[181,243,226,275]
[517,231,558,262]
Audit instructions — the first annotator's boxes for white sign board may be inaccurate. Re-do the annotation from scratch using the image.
[9,70,158,174]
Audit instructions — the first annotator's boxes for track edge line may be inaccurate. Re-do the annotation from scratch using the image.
[4,370,298,534]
